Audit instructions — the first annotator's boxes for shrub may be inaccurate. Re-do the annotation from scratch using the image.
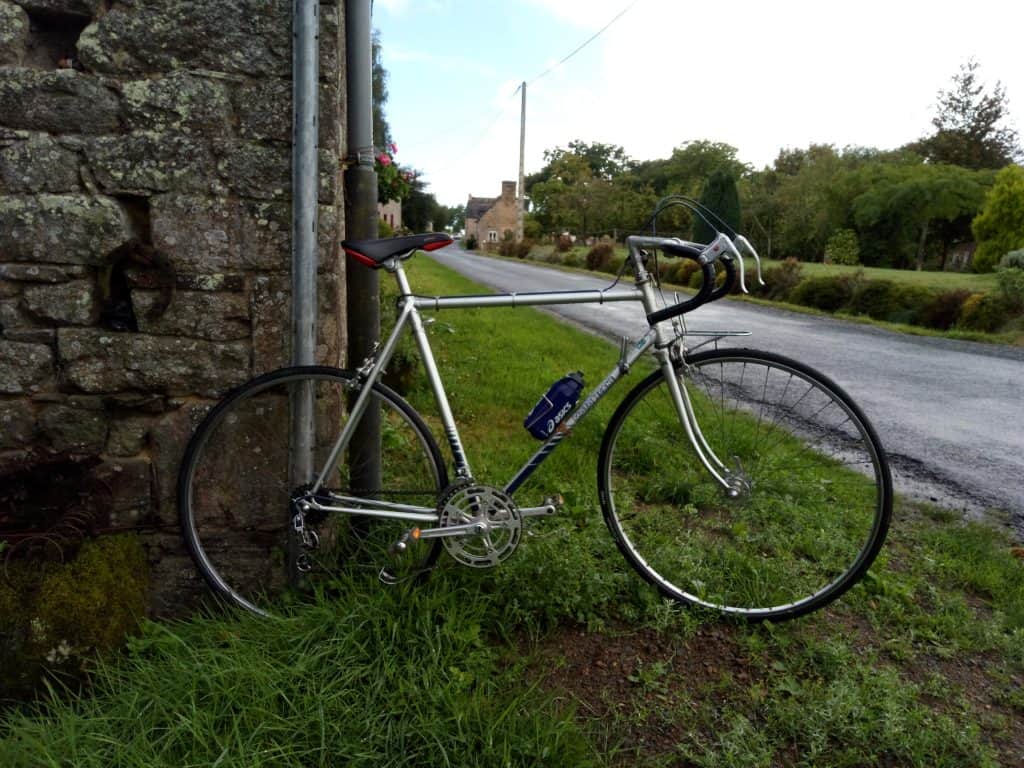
[604,254,626,275]
[585,242,615,271]
[377,218,394,238]
[464,234,478,250]
[1,534,149,697]
[666,259,700,286]
[824,228,861,265]
[922,289,972,330]
[1000,249,1024,270]
[757,257,803,301]
[789,276,853,312]
[562,251,582,268]
[689,267,707,290]
[555,234,573,253]
[958,292,1008,332]
[849,280,899,319]
[996,267,1024,313]
[514,239,534,259]
[886,284,935,326]
[971,164,1024,273]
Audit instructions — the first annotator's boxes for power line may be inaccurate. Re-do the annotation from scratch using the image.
[522,0,643,90]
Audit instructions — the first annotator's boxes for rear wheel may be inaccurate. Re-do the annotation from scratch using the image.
[179,366,446,616]
[598,349,891,621]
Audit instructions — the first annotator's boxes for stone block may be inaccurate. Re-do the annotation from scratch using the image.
[85,133,217,195]
[0,263,87,283]
[151,194,339,274]
[151,400,211,522]
[216,141,290,201]
[0,398,34,449]
[58,328,250,396]
[89,457,152,525]
[39,403,107,452]
[76,0,292,77]
[23,279,98,325]
[235,79,338,148]
[0,297,30,330]
[0,338,55,393]
[0,2,30,68]
[122,72,234,136]
[0,194,132,265]
[126,268,245,293]
[133,289,250,341]
[0,69,120,134]
[0,133,81,193]
[13,0,102,17]
[251,271,342,374]
[106,414,151,457]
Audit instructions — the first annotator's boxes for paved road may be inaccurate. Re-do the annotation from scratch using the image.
[429,247,1024,535]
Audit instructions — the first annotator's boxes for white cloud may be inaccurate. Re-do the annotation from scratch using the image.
[401,0,1024,205]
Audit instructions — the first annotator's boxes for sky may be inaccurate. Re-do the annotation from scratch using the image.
[373,0,1024,208]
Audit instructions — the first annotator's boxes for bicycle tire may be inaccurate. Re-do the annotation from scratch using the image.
[179,366,447,616]
[598,348,891,621]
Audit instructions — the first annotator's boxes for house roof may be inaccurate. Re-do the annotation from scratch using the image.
[465,196,497,220]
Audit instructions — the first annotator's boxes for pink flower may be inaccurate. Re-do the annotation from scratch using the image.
[376,153,392,166]
[389,143,398,154]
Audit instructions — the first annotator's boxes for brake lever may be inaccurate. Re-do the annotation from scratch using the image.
[701,233,747,293]
[733,235,766,288]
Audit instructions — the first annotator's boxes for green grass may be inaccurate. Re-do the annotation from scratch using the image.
[751,257,999,292]
[2,257,1022,766]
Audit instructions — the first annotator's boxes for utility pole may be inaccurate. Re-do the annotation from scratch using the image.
[345,0,381,489]
[517,81,526,243]
[290,0,319,488]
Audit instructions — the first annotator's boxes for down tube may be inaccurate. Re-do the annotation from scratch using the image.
[504,332,654,495]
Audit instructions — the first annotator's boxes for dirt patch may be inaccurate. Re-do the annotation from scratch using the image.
[528,622,762,763]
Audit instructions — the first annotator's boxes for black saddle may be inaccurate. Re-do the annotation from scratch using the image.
[342,233,453,268]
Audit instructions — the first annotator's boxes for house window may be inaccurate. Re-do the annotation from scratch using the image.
[487,230,498,243]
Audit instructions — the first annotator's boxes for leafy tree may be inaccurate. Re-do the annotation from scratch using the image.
[851,163,993,269]
[771,145,848,260]
[371,30,393,150]
[402,179,458,233]
[972,164,1024,272]
[693,170,741,244]
[909,58,1022,170]
[634,140,746,196]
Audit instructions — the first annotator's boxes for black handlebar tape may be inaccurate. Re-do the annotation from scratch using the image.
[646,259,717,324]
[707,256,737,302]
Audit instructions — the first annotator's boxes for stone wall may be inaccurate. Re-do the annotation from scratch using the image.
[0,0,347,614]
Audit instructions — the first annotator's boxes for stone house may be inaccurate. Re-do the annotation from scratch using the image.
[379,199,401,232]
[465,180,518,247]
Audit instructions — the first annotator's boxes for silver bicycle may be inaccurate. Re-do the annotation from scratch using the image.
[179,213,892,621]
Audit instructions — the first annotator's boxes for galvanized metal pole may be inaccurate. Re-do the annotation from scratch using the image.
[290,0,319,490]
[345,0,381,489]
[517,81,526,243]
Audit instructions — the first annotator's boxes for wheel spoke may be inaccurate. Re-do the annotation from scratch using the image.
[600,350,891,621]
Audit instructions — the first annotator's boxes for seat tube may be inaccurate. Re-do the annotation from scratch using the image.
[395,264,473,479]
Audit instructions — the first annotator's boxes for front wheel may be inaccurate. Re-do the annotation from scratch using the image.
[598,349,891,621]
[178,366,447,616]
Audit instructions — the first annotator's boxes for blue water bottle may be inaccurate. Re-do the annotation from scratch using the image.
[524,372,584,440]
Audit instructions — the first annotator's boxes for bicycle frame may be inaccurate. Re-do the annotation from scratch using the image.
[304,247,737,524]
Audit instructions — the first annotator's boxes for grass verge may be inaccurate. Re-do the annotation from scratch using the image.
[2,257,1022,766]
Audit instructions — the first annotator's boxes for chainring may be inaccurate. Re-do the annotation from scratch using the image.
[437,482,521,568]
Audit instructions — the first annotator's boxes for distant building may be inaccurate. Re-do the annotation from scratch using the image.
[465,181,518,247]
[379,199,401,233]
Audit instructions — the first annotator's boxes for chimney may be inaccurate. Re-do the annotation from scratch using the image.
[501,180,516,203]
